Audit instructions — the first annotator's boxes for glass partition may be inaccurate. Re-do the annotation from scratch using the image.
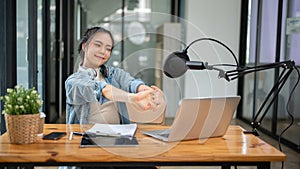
[242,0,300,152]
[16,0,29,87]
[277,0,300,149]
[37,0,43,106]
[94,0,172,87]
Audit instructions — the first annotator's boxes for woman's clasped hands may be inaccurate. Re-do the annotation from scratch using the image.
[130,85,164,111]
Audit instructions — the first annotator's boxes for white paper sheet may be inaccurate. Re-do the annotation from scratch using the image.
[86,123,137,137]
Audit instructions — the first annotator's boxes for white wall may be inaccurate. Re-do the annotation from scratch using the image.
[183,0,241,98]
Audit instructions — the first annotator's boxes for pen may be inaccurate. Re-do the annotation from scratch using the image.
[69,132,73,140]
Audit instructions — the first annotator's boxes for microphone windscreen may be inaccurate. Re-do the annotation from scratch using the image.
[163,51,189,78]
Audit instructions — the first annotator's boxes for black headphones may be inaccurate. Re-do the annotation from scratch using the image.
[79,65,108,80]
[86,68,97,80]
[84,66,108,80]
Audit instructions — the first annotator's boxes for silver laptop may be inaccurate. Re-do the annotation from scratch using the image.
[143,96,241,142]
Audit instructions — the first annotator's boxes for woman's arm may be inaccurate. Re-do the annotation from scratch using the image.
[102,84,154,110]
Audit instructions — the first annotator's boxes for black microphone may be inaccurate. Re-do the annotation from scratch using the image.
[163,50,206,78]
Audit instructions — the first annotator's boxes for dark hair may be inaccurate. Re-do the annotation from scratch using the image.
[74,26,114,76]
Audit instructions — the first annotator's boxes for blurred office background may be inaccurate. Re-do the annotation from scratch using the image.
[1,0,300,154]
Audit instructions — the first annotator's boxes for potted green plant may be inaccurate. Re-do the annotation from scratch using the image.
[1,85,43,144]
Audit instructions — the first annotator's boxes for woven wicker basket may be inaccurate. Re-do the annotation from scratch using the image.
[5,113,40,144]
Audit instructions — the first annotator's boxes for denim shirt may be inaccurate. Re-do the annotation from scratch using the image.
[65,65,145,124]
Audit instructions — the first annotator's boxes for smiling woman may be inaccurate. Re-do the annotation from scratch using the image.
[65,26,164,126]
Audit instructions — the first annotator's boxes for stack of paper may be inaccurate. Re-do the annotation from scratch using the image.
[86,123,137,137]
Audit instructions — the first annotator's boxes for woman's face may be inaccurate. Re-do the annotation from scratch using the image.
[82,32,113,69]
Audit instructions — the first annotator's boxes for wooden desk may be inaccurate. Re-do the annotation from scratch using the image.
[0,124,285,169]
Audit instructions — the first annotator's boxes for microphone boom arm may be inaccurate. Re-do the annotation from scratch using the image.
[219,60,295,135]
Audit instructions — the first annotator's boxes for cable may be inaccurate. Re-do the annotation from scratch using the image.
[278,66,299,150]
[184,37,240,67]
[277,66,299,169]
[210,63,237,67]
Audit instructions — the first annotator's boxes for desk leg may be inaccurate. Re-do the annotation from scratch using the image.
[221,164,231,169]
[221,162,270,169]
[0,166,33,169]
[257,162,270,169]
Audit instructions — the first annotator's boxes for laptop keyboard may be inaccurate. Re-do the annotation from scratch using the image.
[151,129,171,137]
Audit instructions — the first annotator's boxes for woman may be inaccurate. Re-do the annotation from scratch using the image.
[65,26,162,125]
